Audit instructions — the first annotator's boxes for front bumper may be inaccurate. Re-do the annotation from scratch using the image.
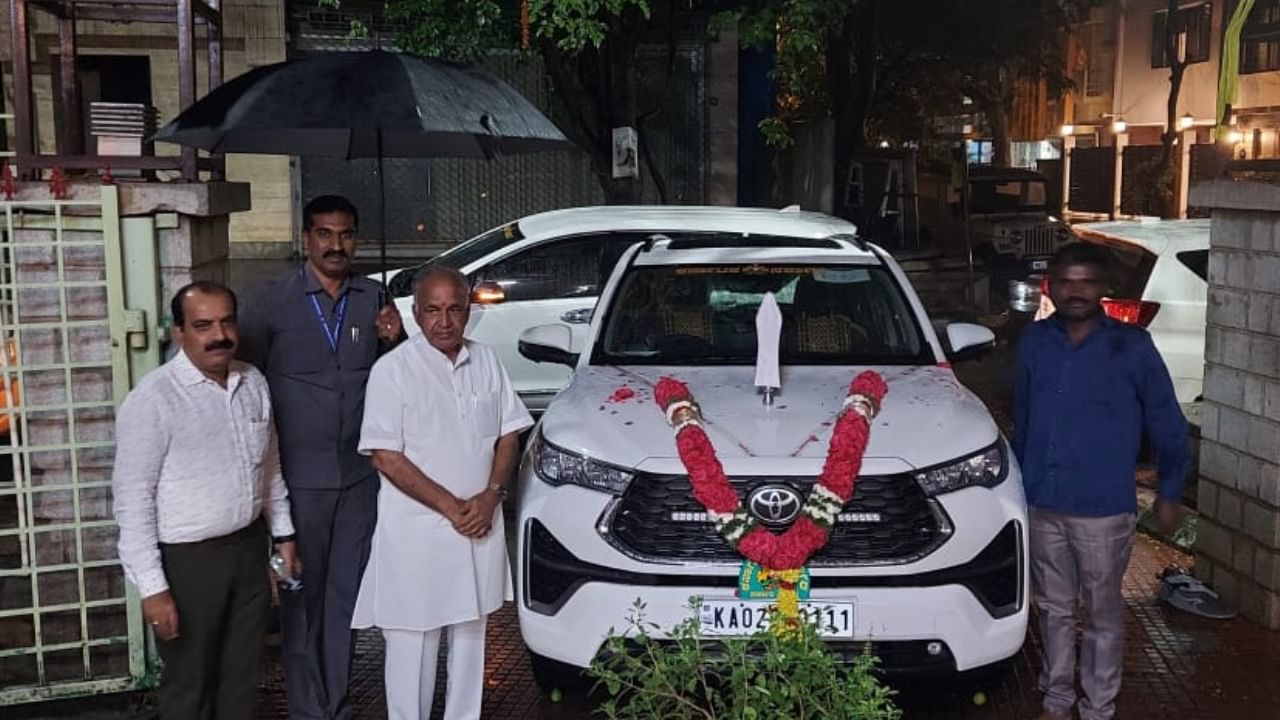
[515,466,1030,673]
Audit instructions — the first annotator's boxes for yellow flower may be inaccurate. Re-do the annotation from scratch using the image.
[759,567,805,637]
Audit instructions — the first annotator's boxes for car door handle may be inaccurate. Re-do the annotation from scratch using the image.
[561,308,594,324]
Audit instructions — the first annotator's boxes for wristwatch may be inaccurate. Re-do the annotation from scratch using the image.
[488,483,508,500]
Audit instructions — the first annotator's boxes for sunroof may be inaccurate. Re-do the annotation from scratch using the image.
[662,233,843,250]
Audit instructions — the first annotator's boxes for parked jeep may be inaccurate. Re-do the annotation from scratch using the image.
[966,167,1071,283]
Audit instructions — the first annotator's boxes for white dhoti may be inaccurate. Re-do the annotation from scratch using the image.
[383,618,487,720]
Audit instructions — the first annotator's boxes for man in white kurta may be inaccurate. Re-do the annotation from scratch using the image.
[353,267,532,720]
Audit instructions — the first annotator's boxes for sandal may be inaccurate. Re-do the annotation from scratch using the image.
[1157,566,1237,619]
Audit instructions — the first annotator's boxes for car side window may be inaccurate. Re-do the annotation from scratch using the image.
[477,235,646,303]
[1176,249,1208,281]
[477,237,608,303]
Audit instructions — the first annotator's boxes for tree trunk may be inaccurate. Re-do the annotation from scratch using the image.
[537,13,645,205]
[598,27,643,204]
[990,102,1012,167]
[1159,0,1186,217]
[638,120,669,204]
[829,1,878,217]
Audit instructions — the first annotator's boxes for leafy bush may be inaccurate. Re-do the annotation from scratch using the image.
[588,599,901,720]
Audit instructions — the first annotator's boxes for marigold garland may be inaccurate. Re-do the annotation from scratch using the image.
[655,372,888,633]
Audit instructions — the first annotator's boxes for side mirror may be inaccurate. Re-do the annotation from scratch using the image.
[944,322,996,363]
[471,281,506,305]
[518,324,579,367]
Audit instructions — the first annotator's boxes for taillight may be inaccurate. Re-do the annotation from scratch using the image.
[1101,299,1160,327]
[1039,277,1050,296]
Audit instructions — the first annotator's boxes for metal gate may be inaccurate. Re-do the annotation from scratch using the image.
[1069,146,1115,214]
[0,186,160,704]
[1119,144,1164,217]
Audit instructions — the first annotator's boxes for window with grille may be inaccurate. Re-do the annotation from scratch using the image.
[1077,22,1112,98]
[1151,3,1213,68]
[1243,0,1280,74]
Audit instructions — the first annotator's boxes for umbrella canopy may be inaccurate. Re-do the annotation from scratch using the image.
[152,50,568,159]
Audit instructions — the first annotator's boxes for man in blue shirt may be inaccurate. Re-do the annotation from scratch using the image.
[1013,242,1189,720]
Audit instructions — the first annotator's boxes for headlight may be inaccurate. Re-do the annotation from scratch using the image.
[532,435,634,495]
[914,443,1007,496]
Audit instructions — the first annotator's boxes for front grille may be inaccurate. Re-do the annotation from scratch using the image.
[1023,225,1062,257]
[608,474,947,565]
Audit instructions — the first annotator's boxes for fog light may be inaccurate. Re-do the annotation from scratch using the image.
[926,641,944,657]
[1007,278,1042,313]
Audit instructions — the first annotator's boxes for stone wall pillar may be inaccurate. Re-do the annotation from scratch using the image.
[1190,180,1280,629]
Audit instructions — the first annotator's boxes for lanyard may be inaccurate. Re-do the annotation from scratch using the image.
[309,293,349,353]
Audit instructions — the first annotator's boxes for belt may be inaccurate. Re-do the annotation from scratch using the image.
[158,517,266,549]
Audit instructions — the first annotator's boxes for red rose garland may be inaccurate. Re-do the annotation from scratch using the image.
[654,371,888,571]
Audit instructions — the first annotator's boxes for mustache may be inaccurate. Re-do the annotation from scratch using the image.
[204,339,234,352]
[323,249,350,260]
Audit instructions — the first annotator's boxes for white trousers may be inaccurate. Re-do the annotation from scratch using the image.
[382,617,487,720]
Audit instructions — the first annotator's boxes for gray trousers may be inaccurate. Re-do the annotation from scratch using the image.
[1029,509,1135,720]
[281,476,378,720]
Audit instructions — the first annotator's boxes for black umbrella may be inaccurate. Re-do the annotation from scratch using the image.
[152,50,570,276]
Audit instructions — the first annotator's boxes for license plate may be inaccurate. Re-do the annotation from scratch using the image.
[698,599,855,638]
[1031,259,1049,270]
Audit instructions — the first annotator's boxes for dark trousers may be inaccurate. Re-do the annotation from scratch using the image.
[157,520,270,720]
[281,476,378,720]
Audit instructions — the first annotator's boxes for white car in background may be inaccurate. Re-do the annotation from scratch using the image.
[514,222,1028,686]
[374,207,861,413]
[1031,219,1208,421]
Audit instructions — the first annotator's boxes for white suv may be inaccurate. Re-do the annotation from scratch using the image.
[513,214,1029,686]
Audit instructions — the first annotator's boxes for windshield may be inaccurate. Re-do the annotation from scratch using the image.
[593,264,930,366]
[969,180,1047,214]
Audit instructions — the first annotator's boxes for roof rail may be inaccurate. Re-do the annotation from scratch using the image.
[640,233,673,252]
[826,232,870,252]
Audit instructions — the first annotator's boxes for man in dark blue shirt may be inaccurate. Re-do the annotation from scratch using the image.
[1013,242,1189,720]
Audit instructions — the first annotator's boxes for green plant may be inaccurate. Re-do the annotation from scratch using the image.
[588,598,901,720]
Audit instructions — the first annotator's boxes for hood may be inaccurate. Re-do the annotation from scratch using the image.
[539,365,999,472]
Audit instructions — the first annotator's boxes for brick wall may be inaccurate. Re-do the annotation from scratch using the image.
[1190,180,1280,629]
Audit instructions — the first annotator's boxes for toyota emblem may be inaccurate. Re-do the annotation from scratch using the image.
[747,484,802,526]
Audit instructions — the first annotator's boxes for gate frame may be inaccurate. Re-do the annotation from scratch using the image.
[0,185,159,705]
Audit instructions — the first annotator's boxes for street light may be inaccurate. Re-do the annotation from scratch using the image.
[1060,123,1075,137]
[1179,113,1195,131]
[1111,118,1128,134]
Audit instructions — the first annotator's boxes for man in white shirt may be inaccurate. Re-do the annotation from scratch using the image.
[353,267,532,720]
[112,282,299,720]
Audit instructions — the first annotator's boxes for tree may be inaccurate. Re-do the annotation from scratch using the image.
[724,0,1090,175]
[385,0,680,204]
[1147,0,1190,217]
